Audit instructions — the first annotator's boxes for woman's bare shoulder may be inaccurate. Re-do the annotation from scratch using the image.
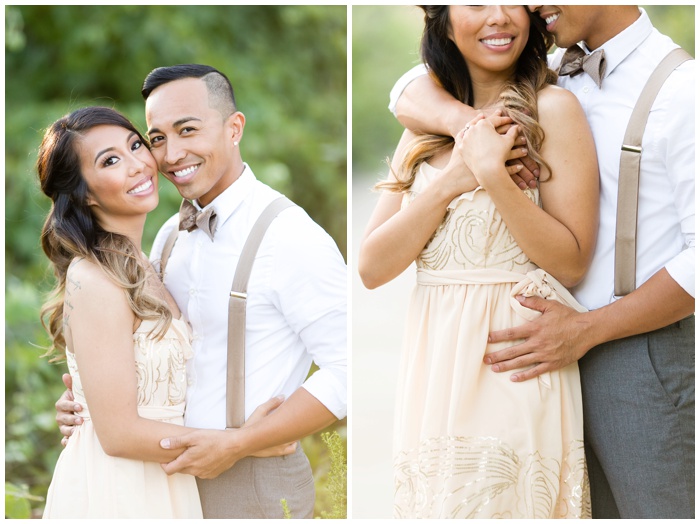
[66,257,124,302]
[537,84,585,124]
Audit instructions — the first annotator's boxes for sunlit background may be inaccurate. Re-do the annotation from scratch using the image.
[351,5,695,519]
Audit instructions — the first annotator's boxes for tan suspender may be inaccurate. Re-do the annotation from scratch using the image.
[614,48,693,296]
[225,196,294,428]
[159,196,295,429]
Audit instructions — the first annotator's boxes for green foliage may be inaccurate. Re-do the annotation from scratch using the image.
[318,431,348,519]
[5,482,43,520]
[280,498,292,519]
[5,5,346,518]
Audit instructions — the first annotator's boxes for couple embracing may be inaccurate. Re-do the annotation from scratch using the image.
[360,5,693,519]
[40,64,347,519]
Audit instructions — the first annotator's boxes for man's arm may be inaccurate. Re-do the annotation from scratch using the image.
[391,67,540,188]
[160,388,335,478]
[485,268,694,382]
[160,211,347,477]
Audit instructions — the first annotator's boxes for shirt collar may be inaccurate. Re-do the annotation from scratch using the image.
[193,162,256,227]
[583,7,651,80]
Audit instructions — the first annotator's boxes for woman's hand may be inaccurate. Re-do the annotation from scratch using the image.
[457,113,521,189]
[243,396,297,458]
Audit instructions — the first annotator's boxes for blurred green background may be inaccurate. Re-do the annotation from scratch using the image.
[5,5,346,519]
[351,5,695,519]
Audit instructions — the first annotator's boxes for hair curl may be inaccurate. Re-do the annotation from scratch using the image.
[37,107,172,361]
[380,6,557,192]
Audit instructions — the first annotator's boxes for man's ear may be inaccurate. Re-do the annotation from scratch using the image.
[227,111,246,146]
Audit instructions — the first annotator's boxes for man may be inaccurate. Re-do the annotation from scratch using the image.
[388,6,694,519]
[57,64,347,518]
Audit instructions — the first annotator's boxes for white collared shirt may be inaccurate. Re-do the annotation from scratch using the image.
[552,8,694,308]
[388,8,695,309]
[150,164,347,429]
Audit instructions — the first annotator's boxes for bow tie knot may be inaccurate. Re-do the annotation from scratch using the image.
[178,199,218,240]
[558,46,607,88]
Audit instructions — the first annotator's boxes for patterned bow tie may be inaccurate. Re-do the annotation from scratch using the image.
[558,46,607,88]
[178,199,218,241]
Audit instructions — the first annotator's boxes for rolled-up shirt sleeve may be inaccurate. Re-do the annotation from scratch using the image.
[388,64,429,116]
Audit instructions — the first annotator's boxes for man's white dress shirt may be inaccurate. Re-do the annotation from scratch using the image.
[150,164,347,429]
[388,8,694,311]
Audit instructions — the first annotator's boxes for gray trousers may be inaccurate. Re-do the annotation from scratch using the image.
[578,315,694,519]
[195,444,315,519]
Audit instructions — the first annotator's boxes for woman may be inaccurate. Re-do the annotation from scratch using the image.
[38,107,288,518]
[359,6,598,519]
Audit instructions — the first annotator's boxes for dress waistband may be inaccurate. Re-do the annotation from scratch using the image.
[417,268,586,314]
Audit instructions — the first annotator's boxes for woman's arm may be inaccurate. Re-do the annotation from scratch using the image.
[66,259,204,463]
[459,86,599,287]
[358,129,476,289]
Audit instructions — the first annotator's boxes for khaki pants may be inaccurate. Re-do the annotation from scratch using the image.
[195,444,315,519]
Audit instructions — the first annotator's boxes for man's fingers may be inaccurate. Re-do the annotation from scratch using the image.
[520,154,540,179]
[161,455,187,475]
[490,352,540,373]
[61,373,73,391]
[515,294,551,313]
[510,363,551,382]
[507,146,528,161]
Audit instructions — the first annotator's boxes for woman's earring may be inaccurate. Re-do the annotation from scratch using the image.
[234,141,239,146]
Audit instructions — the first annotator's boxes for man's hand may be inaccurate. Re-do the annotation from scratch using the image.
[243,395,297,459]
[485,296,593,381]
[481,110,540,189]
[55,373,83,446]
[159,396,296,478]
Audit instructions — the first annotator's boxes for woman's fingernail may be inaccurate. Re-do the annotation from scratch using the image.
[161,439,171,449]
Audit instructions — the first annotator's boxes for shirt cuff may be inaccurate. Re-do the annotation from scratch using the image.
[388,64,429,116]
[665,246,694,298]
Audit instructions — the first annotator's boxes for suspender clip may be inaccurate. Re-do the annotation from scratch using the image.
[621,144,642,153]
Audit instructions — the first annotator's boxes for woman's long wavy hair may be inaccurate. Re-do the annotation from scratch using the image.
[380,6,557,193]
[38,107,171,361]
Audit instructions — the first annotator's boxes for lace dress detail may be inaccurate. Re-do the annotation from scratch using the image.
[43,317,202,518]
[393,163,590,519]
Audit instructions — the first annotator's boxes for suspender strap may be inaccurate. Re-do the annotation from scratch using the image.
[226,196,295,429]
[160,225,180,280]
[614,48,692,296]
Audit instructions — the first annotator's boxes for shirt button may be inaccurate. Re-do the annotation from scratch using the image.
[189,289,197,296]
[583,86,590,93]
[187,378,194,386]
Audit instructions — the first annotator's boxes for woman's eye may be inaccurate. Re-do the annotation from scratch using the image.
[131,139,143,151]
[102,155,119,167]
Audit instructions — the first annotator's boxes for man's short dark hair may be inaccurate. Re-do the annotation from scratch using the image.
[141,64,237,117]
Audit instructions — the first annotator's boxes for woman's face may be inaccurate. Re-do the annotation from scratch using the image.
[78,125,159,222]
[448,6,530,80]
